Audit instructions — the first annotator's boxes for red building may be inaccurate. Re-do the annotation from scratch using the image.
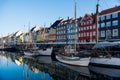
[78,14,96,43]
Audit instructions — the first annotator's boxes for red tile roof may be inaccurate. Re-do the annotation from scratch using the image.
[99,6,120,15]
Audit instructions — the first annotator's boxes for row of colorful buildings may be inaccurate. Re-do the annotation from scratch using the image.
[0,6,120,47]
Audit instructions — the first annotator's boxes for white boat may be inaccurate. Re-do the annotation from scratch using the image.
[38,47,53,56]
[56,0,90,66]
[56,55,90,66]
[90,57,120,68]
[90,41,120,68]
[24,51,40,56]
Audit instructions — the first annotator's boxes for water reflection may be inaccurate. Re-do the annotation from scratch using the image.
[89,65,120,80]
[0,51,120,80]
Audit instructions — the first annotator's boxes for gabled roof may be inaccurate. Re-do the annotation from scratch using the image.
[13,31,22,37]
[30,26,40,32]
[99,6,120,15]
[81,13,94,22]
[50,19,62,29]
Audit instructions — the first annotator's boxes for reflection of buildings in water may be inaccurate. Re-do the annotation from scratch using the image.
[23,55,91,80]
[0,51,24,66]
[89,65,120,79]
[1,51,120,80]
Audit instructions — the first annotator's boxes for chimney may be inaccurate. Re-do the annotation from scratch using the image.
[68,16,70,20]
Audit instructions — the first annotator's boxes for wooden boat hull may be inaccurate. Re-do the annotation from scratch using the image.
[56,55,90,66]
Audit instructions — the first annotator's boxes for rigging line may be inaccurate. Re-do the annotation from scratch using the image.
[76,1,84,17]
[103,0,110,9]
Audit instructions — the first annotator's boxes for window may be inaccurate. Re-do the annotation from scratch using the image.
[87,21,89,24]
[98,23,100,28]
[106,22,111,27]
[84,33,86,37]
[112,13,118,18]
[93,31,96,36]
[87,27,89,30]
[113,29,118,37]
[90,20,92,24]
[101,16,105,21]
[90,26,92,29]
[79,34,80,37]
[87,32,89,36]
[84,22,86,25]
[84,27,86,30]
[81,33,83,37]
[112,20,118,26]
[101,23,105,27]
[101,30,105,37]
[98,17,101,21]
[106,14,110,19]
[90,32,92,36]
[106,30,111,39]
[93,25,96,29]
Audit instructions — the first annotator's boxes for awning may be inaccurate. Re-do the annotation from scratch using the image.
[92,41,120,49]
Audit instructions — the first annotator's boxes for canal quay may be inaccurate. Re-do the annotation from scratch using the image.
[0,0,120,80]
[0,51,120,80]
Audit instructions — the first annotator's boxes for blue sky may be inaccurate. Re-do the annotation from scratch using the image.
[0,0,120,36]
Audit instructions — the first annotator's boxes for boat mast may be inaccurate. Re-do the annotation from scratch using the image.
[43,24,46,42]
[96,0,100,43]
[28,22,31,48]
[74,0,77,54]
[1,34,4,48]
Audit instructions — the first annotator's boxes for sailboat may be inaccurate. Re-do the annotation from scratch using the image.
[56,0,90,66]
[24,23,40,56]
[90,0,120,68]
[37,26,53,56]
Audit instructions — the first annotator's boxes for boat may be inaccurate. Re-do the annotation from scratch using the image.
[24,23,40,56]
[38,47,53,56]
[90,0,120,68]
[56,0,90,66]
[24,51,40,56]
[56,55,90,66]
[90,41,120,68]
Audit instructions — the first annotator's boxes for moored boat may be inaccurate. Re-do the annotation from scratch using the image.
[90,41,120,68]
[37,47,53,56]
[24,51,40,56]
[56,55,90,66]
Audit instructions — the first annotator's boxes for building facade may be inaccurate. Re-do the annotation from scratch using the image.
[98,6,120,41]
[56,19,68,44]
[78,14,96,43]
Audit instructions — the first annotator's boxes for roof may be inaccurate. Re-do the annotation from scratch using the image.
[30,26,40,32]
[50,19,62,29]
[92,41,120,49]
[99,6,120,15]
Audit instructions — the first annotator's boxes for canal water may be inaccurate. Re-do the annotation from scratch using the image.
[0,51,120,80]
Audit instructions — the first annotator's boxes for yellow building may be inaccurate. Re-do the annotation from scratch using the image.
[17,33,24,43]
[37,28,45,42]
[48,28,56,42]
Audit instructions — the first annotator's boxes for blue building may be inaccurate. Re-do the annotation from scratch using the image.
[98,6,120,41]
